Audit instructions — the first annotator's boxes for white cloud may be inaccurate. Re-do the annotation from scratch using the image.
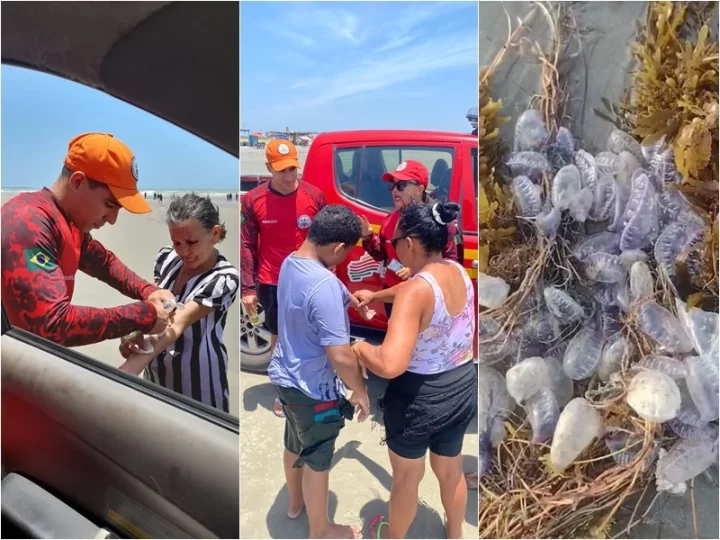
[253,1,477,112]
[276,33,477,110]
[264,5,365,47]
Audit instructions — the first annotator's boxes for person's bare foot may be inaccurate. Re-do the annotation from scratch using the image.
[287,502,305,519]
[274,397,285,418]
[464,471,479,490]
[310,523,363,539]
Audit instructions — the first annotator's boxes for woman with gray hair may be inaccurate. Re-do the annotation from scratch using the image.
[119,193,239,413]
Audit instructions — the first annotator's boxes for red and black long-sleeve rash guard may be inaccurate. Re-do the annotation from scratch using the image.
[362,208,460,288]
[241,181,326,296]
[1,189,159,347]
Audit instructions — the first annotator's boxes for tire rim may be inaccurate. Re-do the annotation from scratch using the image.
[240,305,272,355]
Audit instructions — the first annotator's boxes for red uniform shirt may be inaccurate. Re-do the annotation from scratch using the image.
[241,181,326,295]
[362,208,460,287]
[0,189,158,346]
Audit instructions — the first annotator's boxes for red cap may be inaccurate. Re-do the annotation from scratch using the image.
[382,160,428,187]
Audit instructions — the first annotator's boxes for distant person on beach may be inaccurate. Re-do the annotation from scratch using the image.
[268,205,372,540]
[0,132,175,346]
[352,202,477,540]
[241,138,326,418]
[358,160,461,318]
[119,193,239,413]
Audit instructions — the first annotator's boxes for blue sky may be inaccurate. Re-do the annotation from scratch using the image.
[241,1,478,133]
[1,66,237,190]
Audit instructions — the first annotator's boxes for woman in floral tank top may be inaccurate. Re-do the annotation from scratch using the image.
[352,201,477,540]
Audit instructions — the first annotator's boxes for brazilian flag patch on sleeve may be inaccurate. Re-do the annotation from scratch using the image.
[24,248,57,272]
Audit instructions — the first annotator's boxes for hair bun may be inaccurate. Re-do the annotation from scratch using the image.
[432,202,460,225]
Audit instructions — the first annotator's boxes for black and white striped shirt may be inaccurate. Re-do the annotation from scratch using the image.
[146,247,239,413]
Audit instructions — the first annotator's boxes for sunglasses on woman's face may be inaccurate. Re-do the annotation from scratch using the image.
[390,235,413,249]
[388,180,419,192]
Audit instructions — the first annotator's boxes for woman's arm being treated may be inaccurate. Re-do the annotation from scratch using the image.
[119,301,215,375]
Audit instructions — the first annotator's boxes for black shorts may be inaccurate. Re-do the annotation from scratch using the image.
[257,283,279,336]
[382,361,477,460]
[275,385,350,472]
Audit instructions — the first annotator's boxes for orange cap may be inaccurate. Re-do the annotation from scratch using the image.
[265,139,299,171]
[63,133,151,214]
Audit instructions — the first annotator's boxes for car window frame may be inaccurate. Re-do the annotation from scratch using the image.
[0,302,239,432]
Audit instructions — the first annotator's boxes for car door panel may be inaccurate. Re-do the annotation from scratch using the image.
[1,327,239,539]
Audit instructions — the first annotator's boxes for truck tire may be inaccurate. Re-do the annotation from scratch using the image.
[240,303,273,373]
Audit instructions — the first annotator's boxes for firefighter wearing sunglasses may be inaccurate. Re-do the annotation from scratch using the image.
[358,160,461,318]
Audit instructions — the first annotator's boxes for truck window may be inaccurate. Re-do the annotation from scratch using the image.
[334,145,456,211]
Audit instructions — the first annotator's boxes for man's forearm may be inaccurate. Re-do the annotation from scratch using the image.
[46,301,158,347]
[329,351,367,395]
[80,240,156,300]
[240,245,257,296]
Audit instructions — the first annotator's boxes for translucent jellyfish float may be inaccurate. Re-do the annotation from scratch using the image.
[655,432,719,494]
[584,252,627,283]
[573,232,620,262]
[550,398,604,471]
[514,109,549,152]
[607,128,646,166]
[626,370,681,422]
[572,149,597,191]
[597,332,633,382]
[512,175,543,217]
[636,302,694,354]
[526,390,560,443]
[551,165,582,211]
[563,323,604,380]
[543,287,585,323]
[477,273,510,309]
[507,151,552,181]
[506,357,552,404]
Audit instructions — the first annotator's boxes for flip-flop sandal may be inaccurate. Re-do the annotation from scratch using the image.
[370,515,389,539]
[273,397,286,418]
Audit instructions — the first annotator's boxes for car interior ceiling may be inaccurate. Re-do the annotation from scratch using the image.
[0,1,239,156]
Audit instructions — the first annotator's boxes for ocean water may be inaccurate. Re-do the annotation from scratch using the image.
[1,187,238,200]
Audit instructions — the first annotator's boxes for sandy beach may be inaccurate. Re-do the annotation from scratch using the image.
[241,367,478,539]
[1,193,240,418]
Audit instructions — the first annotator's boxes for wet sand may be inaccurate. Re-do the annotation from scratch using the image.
[1,194,240,417]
